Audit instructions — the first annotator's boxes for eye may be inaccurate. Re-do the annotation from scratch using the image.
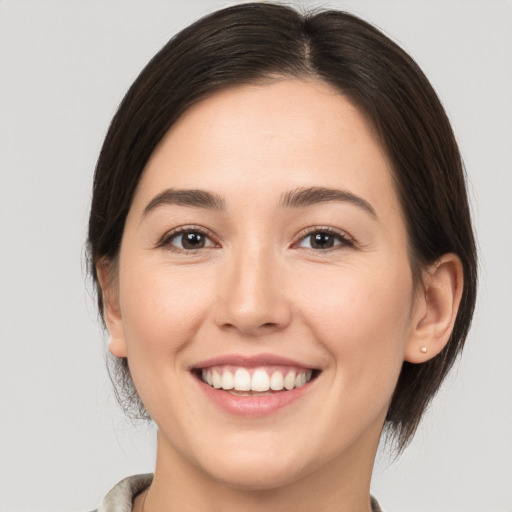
[160,227,217,252]
[297,228,354,250]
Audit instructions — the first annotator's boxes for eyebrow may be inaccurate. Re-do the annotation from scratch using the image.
[142,188,225,218]
[141,185,376,219]
[279,186,377,217]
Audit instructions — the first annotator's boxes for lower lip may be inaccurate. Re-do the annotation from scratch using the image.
[194,374,315,416]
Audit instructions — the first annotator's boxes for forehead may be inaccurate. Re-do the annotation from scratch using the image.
[133,79,398,216]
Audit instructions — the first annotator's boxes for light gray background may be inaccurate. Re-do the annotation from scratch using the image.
[1,1,511,511]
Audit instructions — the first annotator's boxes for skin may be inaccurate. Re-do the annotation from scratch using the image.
[100,79,463,512]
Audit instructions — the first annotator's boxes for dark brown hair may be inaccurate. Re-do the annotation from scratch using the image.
[88,2,477,451]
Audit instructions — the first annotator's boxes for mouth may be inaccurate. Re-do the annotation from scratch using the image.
[190,355,321,415]
[193,364,320,396]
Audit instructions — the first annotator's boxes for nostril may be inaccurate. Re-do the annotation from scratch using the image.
[220,320,284,336]
[213,272,292,334]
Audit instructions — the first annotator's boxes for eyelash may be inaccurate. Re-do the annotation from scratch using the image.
[158,225,355,253]
[158,225,218,253]
[293,226,355,251]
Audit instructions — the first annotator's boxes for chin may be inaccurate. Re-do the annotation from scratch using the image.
[189,431,327,493]
[203,455,308,492]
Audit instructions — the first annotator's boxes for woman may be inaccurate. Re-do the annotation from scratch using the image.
[88,3,476,511]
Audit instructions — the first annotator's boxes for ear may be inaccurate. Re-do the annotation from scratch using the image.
[96,258,127,358]
[405,254,464,363]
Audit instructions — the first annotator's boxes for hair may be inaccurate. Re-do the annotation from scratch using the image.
[87,2,477,452]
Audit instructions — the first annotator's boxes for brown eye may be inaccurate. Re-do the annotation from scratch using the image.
[298,230,353,250]
[310,232,335,249]
[181,232,206,249]
[162,229,216,251]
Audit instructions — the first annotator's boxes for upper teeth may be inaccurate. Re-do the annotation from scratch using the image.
[201,366,313,392]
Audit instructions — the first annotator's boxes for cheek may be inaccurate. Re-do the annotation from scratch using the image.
[296,260,414,386]
[116,259,219,425]
[118,260,216,359]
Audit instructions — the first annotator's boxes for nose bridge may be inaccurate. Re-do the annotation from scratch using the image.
[215,238,291,335]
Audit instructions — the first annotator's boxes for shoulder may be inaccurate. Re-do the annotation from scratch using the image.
[92,474,153,512]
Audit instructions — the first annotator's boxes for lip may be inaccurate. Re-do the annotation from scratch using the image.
[194,375,316,416]
[190,353,316,370]
[190,353,319,417]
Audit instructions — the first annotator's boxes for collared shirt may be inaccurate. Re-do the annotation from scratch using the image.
[92,474,383,511]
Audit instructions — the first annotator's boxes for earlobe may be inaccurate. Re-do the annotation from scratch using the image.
[108,335,127,358]
[96,258,128,358]
[405,254,464,364]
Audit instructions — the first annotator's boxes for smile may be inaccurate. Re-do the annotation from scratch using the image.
[191,356,320,415]
[200,365,314,394]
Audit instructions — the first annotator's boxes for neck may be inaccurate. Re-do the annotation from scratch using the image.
[143,424,382,512]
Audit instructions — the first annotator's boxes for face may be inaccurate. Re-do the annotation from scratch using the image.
[106,79,422,490]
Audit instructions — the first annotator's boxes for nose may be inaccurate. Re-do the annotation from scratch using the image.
[213,244,292,337]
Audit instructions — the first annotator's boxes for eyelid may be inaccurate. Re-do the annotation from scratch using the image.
[157,225,219,251]
[156,224,355,252]
[292,226,356,250]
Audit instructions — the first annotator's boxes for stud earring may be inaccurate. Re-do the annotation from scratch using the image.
[420,346,428,354]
